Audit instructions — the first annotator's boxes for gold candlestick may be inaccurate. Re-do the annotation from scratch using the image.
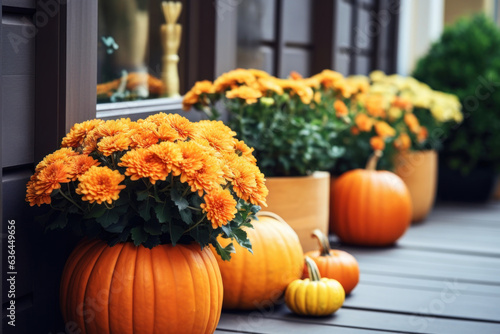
[161,1,182,98]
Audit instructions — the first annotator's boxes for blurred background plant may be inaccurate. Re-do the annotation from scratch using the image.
[413,14,500,176]
[183,69,347,177]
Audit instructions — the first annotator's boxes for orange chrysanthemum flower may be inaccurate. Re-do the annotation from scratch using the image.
[312,70,344,89]
[177,141,206,176]
[213,69,257,92]
[164,114,196,141]
[97,133,133,156]
[355,113,374,132]
[226,86,263,104]
[375,121,396,138]
[129,122,160,149]
[351,127,361,135]
[233,139,257,164]
[248,68,271,79]
[81,119,131,154]
[392,96,412,110]
[404,113,421,134]
[182,90,200,111]
[228,156,258,201]
[119,148,168,184]
[334,100,349,117]
[193,120,237,154]
[333,79,353,99]
[257,78,284,95]
[26,178,51,206]
[181,153,224,196]
[370,136,386,151]
[249,171,268,207]
[279,80,314,104]
[394,133,411,150]
[35,148,79,172]
[148,141,183,177]
[67,155,100,181]
[366,95,386,118]
[61,119,104,148]
[200,188,237,229]
[290,71,303,80]
[95,119,131,137]
[417,126,428,143]
[76,166,126,204]
[34,161,72,195]
[192,80,215,95]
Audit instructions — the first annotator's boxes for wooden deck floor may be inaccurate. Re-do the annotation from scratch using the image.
[215,202,500,334]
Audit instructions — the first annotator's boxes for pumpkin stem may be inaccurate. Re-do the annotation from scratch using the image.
[312,229,331,257]
[366,150,383,170]
[305,256,322,282]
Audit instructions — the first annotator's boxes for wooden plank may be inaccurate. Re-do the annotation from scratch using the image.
[218,312,394,334]
[360,273,500,296]
[342,247,500,285]
[342,284,500,322]
[257,305,500,334]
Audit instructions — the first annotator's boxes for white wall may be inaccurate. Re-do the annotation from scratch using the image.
[397,0,445,76]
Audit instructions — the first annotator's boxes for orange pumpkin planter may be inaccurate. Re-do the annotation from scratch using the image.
[303,229,359,295]
[60,239,223,334]
[330,151,412,246]
[214,212,304,310]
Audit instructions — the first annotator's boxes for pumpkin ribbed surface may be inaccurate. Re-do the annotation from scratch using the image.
[214,215,304,310]
[303,249,359,294]
[60,239,223,334]
[331,169,412,246]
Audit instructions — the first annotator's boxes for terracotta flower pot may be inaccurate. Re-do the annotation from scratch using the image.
[395,150,437,222]
[264,171,330,252]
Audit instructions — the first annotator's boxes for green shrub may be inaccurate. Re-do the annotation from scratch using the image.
[413,14,500,174]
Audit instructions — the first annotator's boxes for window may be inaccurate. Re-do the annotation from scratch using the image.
[97,0,183,104]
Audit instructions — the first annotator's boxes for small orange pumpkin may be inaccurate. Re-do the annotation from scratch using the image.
[60,239,223,334]
[214,212,304,310]
[330,151,412,246]
[303,229,359,294]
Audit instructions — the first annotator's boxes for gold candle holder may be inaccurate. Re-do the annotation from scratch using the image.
[161,1,182,98]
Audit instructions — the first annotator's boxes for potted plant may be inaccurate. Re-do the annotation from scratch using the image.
[183,69,346,252]
[26,113,268,334]
[413,14,500,202]
[363,71,463,220]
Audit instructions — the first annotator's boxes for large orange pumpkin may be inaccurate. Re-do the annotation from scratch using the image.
[330,151,412,246]
[60,239,223,334]
[214,212,304,310]
[303,229,359,294]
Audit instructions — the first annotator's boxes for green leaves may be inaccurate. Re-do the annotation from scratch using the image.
[213,240,236,261]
